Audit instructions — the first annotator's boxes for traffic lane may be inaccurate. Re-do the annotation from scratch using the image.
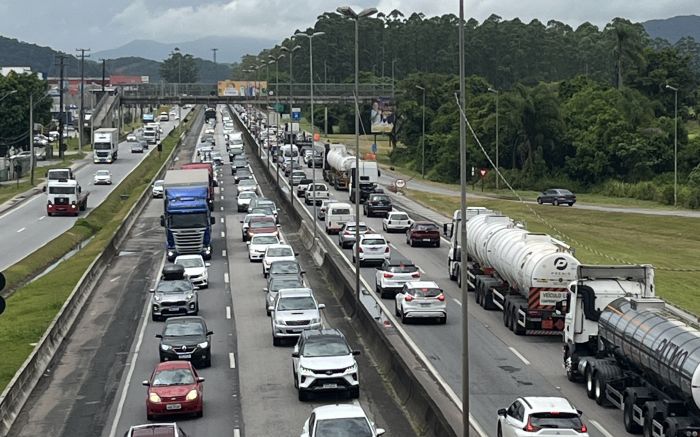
[0,114,188,271]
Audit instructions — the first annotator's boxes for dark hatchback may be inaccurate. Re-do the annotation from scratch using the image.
[234,168,253,184]
[157,316,213,368]
[537,189,576,206]
[363,194,393,218]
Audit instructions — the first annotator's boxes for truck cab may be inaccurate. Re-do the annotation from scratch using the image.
[349,160,381,203]
[93,128,119,163]
[46,179,88,216]
[443,207,494,287]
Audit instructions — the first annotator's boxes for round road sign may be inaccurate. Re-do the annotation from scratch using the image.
[395,179,406,188]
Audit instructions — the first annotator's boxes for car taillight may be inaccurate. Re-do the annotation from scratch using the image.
[404,295,413,302]
[385,247,390,253]
[437,294,445,301]
[358,247,363,253]
[580,424,587,433]
[383,273,394,278]
[524,418,540,433]
[411,272,421,278]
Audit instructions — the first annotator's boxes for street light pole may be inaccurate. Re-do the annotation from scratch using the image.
[488,87,499,190]
[296,30,325,243]
[281,44,301,210]
[416,85,426,178]
[338,5,378,305]
[666,84,678,207]
[76,48,90,153]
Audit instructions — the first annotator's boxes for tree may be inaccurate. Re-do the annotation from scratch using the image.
[0,72,51,154]
[160,49,198,83]
[605,18,646,88]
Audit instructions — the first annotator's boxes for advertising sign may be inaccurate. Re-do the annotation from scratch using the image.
[218,80,269,97]
[370,99,395,134]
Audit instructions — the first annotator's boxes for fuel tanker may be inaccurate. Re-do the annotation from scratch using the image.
[323,143,354,190]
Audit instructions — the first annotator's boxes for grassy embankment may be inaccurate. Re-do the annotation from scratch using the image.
[0,109,198,391]
[407,189,700,315]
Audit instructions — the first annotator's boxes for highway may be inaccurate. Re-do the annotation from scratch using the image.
[6,105,414,437]
[248,108,630,437]
[0,108,189,272]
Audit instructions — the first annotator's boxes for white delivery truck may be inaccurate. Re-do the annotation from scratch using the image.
[93,128,119,163]
[143,123,159,145]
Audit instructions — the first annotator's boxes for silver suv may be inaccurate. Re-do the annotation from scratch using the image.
[150,266,199,321]
[269,288,324,346]
[337,221,370,249]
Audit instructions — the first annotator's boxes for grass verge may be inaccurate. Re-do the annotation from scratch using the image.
[0,109,198,391]
[406,189,700,315]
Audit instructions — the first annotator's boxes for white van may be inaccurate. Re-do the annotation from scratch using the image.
[325,202,354,234]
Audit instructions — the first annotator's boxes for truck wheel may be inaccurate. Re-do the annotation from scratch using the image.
[624,395,642,434]
[563,349,577,382]
[513,308,525,335]
[448,262,456,281]
[456,270,462,288]
[585,366,596,399]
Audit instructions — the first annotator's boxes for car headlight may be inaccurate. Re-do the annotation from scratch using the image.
[346,362,358,373]
[153,294,161,302]
[276,319,286,326]
[299,365,314,375]
[310,317,321,324]
[186,390,198,401]
[149,393,161,403]
[186,294,194,300]
[197,341,209,349]
[160,344,172,351]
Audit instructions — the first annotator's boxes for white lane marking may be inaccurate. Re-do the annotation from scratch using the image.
[0,193,37,220]
[221,187,224,192]
[226,306,231,319]
[224,273,229,283]
[221,217,225,223]
[229,352,236,369]
[222,249,227,257]
[17,227,26,233]
[508,346,531,366]
[38,215,46,221]
[110,276,121,282]
[234,429,241,437]
[453,298,462,306]
[220,195,224,200]
[418,266,426,274]
[221,206,224,211]
[221,231,226,238]
[388,242,397,250]
[590,420,615,437]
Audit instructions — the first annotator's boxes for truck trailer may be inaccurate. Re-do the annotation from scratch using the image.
[161,169,215,261]
[180,162,217,210]
[323,144,354,190]
[349,159,381,203]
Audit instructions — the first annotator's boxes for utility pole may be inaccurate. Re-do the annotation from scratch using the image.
[100,58,106,92]
[280,45,301,209]
[488,87,499,190]
[29,93,34,185]
[56,54,66,160]
[666,84,679,206]
[211,48,218,64]
[416,85,426,178]
[76,48,91,153]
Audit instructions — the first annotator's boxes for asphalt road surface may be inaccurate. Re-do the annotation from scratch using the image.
[0,108,190,271]
[252,111,630,437]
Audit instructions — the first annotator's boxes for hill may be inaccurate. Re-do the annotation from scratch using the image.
[643,15,700,43]
[0,35,233,83]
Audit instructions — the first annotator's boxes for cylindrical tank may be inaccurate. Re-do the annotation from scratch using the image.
[466,214,579,296]
[599,298,700,409]
[327,145,354,172]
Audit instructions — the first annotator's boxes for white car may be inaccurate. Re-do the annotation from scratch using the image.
[270,288,324,346]
[497,397,589,437]
[304,183,330,205]
[247,233,281,262]
[237,178,258,194]
[93,169,112,185]
[374,254,421,299]
[300,404,385,437]
[152,180,164,198]
[352,234,390,266]
[237,191,258,212]
[126,134,137,142]
[394,281,447,324]
[174,254,210,288]
[262,244,297,277]
[382,211,412,232]
[292,328,360,401]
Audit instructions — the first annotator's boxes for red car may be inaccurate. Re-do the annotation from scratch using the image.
[143,361,204,420]
[406,221,441,247]
[244,216,279,241]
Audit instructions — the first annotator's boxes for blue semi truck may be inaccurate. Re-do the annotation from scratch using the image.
[160,169,215,261]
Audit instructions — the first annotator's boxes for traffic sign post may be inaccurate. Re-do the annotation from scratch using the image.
[371,143,378,154]
[292,107,301,121]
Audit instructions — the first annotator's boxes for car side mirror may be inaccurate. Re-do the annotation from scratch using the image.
[155,334,162,339]
[207,331,214,335]
[42,186,47,192]
[142,380,150,386]
[149,288,155,293]
[197,377,205,383]
[263,287,269,293]
[276,224,281,227]
[239,220,244,223]
[300,270,306,275]
[376,429,386,436]
[497,408,507,417]
[352,350,361,356]
[318,304,326,310]
[160,215,165,227]
[577,409,583,416]
[246,241,250,246]
[267,306,274,312]
[291,352,299,358]
[205,263,211,267]
[294,252,299,256]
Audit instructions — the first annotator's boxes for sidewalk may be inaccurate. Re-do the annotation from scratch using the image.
[0,152,91,215]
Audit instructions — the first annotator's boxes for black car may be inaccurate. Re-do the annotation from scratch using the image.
[234,168,253,184]
[363,194,393,217]
[231,160,248,175]
[536,189,576,206]
[156,316,213,368]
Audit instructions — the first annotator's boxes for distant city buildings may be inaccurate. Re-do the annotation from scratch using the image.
[0,66,43,79]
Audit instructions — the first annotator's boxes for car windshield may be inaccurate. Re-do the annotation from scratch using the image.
[48,186,76,194]
[331,208,351,215]
[164,321,204,337]
[156,280,192,294]
[277,296,316,311]
[529,413,583,429]
[252,236,279,245]
[557,190,574,195]
[251,208,273,216]
[391,213,409,220]
[96,170,110,176]
[315,418,373,436]
[258,201,275,209]
[362,238,386,246]
[345,225,368,232]
[302,337,351,357]
[409,287,442,298]
[239,180,256,187]
[389,264,418,273]
[270,279,303,292]
[371,195,389,202]
[176,258,204,268]
[267,247,293,257]
[152,369,195,386]
[153,181,163,188]
[415,223,438,231]
[237,170,251,176]
[169,213,209,229]
[251,218,275,228]
[270,262,300,274]
[239,192,256,200]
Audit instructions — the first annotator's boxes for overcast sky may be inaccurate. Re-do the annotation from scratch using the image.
[2,0,699,52]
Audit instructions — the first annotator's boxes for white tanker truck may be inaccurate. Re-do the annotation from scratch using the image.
[444,211,579,335]
[323,143,354,190]
[561,264,700,437]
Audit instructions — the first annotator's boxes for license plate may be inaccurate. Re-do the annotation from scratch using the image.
[178,353,192,359]
[323,383,338,389]
[422,239,432,242]
[542,319,554,329]
[166,403,182,410]
[167,308,180,312]
[292,329,303,333]
[420,303,431,307]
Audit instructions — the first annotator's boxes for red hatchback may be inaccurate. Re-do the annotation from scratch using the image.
[143,361,204,420]
[406,222,441,247]
[245,216,279,241]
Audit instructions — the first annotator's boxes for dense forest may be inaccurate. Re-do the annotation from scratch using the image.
[234,12,700,207]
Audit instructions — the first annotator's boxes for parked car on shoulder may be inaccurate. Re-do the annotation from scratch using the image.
[536,188,576,206]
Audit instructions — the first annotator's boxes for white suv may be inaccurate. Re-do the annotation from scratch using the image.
[382,211,412,232]
[301,404,385,437]
[292,329,360,401]
[374,255,421,299]
[352,234,390,266]
[394,281,447,324]
[497,396,589,437]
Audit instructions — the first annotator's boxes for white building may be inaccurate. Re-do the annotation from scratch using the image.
[0,67,43,79]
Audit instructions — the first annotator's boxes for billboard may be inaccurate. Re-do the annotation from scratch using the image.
[370,98,395,134]
[218,80,268,97]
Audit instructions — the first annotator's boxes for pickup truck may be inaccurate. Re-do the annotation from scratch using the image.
[304,183,330,206]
